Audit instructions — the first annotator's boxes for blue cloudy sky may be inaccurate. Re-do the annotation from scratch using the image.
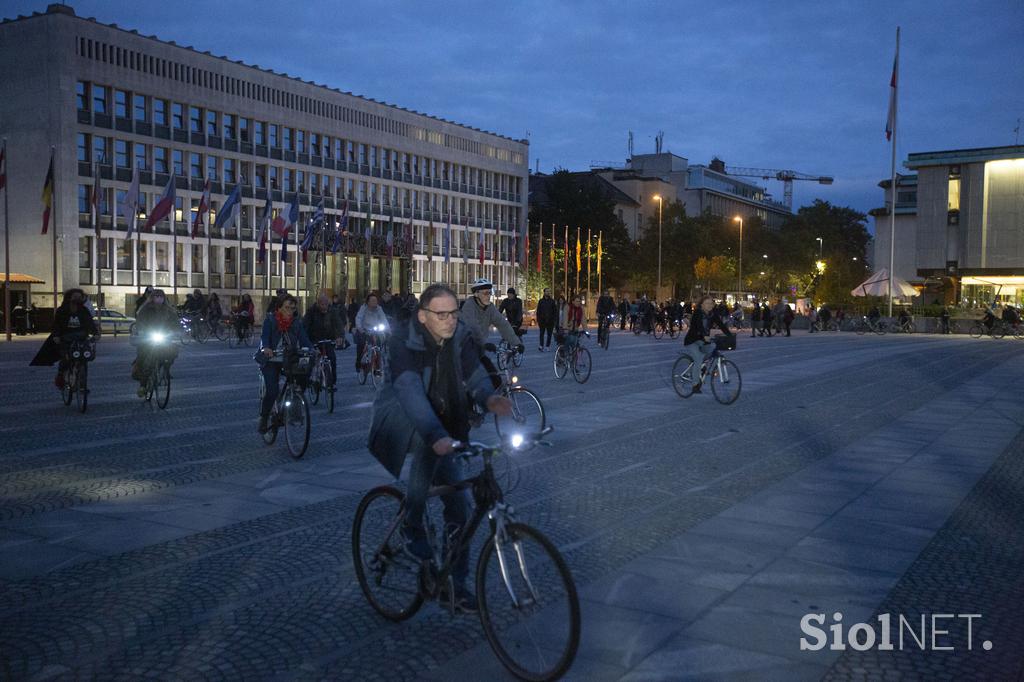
[5,0,1023,225]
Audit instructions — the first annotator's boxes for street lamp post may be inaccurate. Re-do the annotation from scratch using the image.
[733,216,743,298]
[816,237,823,259]
[654,195,663,294]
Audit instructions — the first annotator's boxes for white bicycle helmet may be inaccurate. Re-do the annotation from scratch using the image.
[470,278,494,292]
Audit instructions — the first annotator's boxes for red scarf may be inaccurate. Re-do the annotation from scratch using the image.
[275,310,294,333]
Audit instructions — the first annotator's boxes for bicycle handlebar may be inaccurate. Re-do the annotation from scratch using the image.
[452,426,554,458]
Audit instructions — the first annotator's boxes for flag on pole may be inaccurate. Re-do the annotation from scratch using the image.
[40,150,54,234]
[885,37,899,141]
[575,228,581,272]
[90,162,101,239]
[122,166,140,239]
[192,178,210,237]
[427,220,434,262]
[550,223,556,267]
[272,195,299,262]
[444,207,451,264]
[597,231,603,276]
[301,198,324,263]
[385,214,394,259]
[525,225,530,272]
[256,196,272,263]
[143,173,176,232]
[214,183,242,231]
[492,228,499,263]
[331,202,348,253]
[478,222,485,264]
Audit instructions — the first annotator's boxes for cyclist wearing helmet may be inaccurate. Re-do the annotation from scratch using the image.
[460,279,523,352]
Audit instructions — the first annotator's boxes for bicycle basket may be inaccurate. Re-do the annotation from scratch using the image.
[713,334,737,351]
[283,353,313,380]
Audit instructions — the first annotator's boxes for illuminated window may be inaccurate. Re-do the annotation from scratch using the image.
[948,166,961,212]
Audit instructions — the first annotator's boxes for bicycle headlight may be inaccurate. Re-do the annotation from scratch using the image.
[511,375,519,384]
[284,400,292,407]
[150,332,167,344]
[374,324,385,332]
[511,434,524,449]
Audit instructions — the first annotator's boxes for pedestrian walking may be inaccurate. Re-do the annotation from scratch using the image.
[536,288,557,351]
[751,302,761,338]
[807,305,818,333]
[783,304,795,336]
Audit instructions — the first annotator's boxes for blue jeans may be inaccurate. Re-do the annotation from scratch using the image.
[260,363,282,417]
[404,445,472,584]
[680,341,713,387]
[316,344,337,387]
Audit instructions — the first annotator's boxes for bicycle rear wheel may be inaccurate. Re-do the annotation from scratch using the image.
[61,367,74,406]
[495,387,546,440]
[194,322,210,344]
[283,385,310,458]
[969,324,984,339]
[75,362,88,413]
[370,349,384,388]
[552,346,568,379]
[213,321,229,341]
[653,323,664,340]
[671,356,696,398]
[571,347,591,384]
[308,373,322,405]
[710,358,742,405]
[993,324,1007,340]
[156,361,171,409]
[352,486,424,622]
[477,522,580,682]
[324,364,336,414]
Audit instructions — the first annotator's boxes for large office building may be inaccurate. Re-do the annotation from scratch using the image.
[872,144,1024,307]
[0,4,529,314]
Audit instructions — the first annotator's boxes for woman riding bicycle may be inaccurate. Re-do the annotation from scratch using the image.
[257,294,312,434]
[233,293,255,342]
[680,296,731,393]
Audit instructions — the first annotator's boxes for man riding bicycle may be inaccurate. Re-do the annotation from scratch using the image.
[133,289,180,396]
[681,296,731,394]
[35,289,99,389]
[303,292,346,390]
[498,287,524,335]
[368,283,512,613]
[461,278,524,355]
[257,294,312,433]
[596,289,615,337]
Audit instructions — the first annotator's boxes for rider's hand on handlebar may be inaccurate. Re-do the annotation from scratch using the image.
[261,348,274,358]
[704,336,712,343]
[515,344,525,354]
[432,436,458,456]
[486,394,514,417]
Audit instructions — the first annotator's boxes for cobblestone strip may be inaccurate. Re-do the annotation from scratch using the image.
[823,432,1024,681]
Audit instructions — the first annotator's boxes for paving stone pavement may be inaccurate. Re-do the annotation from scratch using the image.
[1,330,1022,680]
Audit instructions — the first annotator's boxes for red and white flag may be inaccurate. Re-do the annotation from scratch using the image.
[192,178,210,238]
[144,174,176,231]
[885,29,899,141]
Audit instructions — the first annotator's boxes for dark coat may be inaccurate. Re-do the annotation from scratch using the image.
[536,295,558,325]
[368,317,496,478]
[499,296,524,327]
[683,308,731,346]
[30,306,98,366]
[303,305,346,342]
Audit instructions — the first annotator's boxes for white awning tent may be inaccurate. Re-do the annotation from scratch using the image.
[851,268,917,298]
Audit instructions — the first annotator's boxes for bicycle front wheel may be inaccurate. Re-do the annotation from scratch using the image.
[283,385,310,459]
[653,324,664,340]
[477,522,580,682]
[75,362,88,414]
[352,486,424,622]
[671,356,696,398]
[495,387,546,440]
[61,367,74,406]
[324,365,335,414]
[512,347,524,367]
[571,347,592,384]
[710,358,742,405]
[308,374,322,405]
[993,324,1007,340]
[553,346,568,379]
[496,348,508,371]
[194,322,210,344]
[212,321,228,342]
[969,324,984,339]
[156,361,171,409]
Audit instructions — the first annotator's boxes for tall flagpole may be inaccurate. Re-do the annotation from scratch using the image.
[550,223,554,295]
[563,225,568,298]
[51,146,58,309]
[887,26,900,318]
[2,138,10,342]
[172,176,178,299]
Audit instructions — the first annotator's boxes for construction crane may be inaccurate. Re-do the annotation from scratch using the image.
[723,165,834,210]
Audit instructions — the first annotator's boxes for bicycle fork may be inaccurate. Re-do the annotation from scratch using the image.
[489,503,539,610]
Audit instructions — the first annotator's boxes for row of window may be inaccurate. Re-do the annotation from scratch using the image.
[75,39,525,165]
[76,134,518,217]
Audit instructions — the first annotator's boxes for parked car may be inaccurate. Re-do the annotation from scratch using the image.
[96,308,135,334]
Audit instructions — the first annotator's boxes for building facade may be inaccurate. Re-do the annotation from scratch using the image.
[872,145,1024,307]
[0,4,528,314]
[869,173,918,284]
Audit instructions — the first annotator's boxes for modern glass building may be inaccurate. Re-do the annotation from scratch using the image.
[0,3,528,314]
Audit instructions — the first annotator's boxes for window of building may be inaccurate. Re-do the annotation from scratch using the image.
[283,168,293,192]
[239,117,249,143]
[224,158,235,184]
[206,110,218,137]
[172,102,184,129]
[77,133,89,163]
[92,84,107,114]
[255,121,265,145]
[134,143,146,170]
[133,94,147,122]
[224,113,235,140]
[948,166,961,212]
[154,147,167,173]
[224,246,236,274]
[115,89,128,118]
[155,242,168,271]
[269,166,278,190]
[310,133,319,156]
[93,135,108,164]
[153,98,167,126]
[79,236,92,269]
[189,106,201,133]
[297,170,305,193]
[78,184,89,213]
[190,153,202,178]
[347,141,355,163]
[116,239,131,270]
[283,127,293,151]
[255,164,266,188]
[207,156,218,181]
[76,81,89,110]
[269,124,279,148]
[296,130,305,154]
[334,138,342,160]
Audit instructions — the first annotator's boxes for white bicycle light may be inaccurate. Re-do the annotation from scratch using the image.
[511,434,524,449]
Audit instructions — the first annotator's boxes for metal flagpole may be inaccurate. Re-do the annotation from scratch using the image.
[563,225,567,297]
[93,161,102,308]
[50,146,58,309]
[237,194,242,298]
[575,226,580,296]
[550,223,554,295]
[172,174,178,299]
[294,202,299,295]
[587,227,592,306]
[887,26,900,318]
[2,138,10,342]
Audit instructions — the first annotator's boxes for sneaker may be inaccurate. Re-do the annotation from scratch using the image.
[401,524,432,561]
[440,584,479,614]
[55,373,65,390]
[538,346,543,353]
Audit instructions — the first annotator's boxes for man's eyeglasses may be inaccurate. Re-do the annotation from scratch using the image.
[423,308,460,321]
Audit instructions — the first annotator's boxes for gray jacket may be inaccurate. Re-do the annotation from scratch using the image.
[367,317,496,478]
[460,297,520,348]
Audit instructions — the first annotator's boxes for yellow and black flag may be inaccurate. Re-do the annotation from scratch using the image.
[40,150,54,234]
